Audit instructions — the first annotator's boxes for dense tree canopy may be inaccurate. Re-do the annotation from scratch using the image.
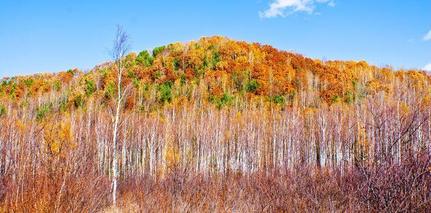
[2,36,429,111]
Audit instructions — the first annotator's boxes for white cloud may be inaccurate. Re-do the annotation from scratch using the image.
[423,63,431,72]
[424,30,431,41]
[260,0,335,18]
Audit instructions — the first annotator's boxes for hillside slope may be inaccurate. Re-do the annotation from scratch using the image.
[1,37,431,212]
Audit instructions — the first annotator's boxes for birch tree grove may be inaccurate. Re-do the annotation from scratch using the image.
[0,36,430,212]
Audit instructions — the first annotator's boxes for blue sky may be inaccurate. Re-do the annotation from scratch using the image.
[0,0,430,78]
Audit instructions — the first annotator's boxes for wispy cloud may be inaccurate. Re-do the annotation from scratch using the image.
[260,0,335,18]
[424,30,431,41]
[423,63,431,72]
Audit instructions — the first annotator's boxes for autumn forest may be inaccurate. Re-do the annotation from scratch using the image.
[1,35,431,212]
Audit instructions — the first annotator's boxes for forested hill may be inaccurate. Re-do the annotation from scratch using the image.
[0,36,430,112]
[2,36,431,212]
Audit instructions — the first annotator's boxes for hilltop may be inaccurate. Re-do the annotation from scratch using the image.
[1,36,430,112]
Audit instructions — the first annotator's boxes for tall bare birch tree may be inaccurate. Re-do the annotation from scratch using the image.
[111,25,129,207]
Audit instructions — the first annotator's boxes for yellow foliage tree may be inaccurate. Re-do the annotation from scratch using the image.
[43,116,74,157]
